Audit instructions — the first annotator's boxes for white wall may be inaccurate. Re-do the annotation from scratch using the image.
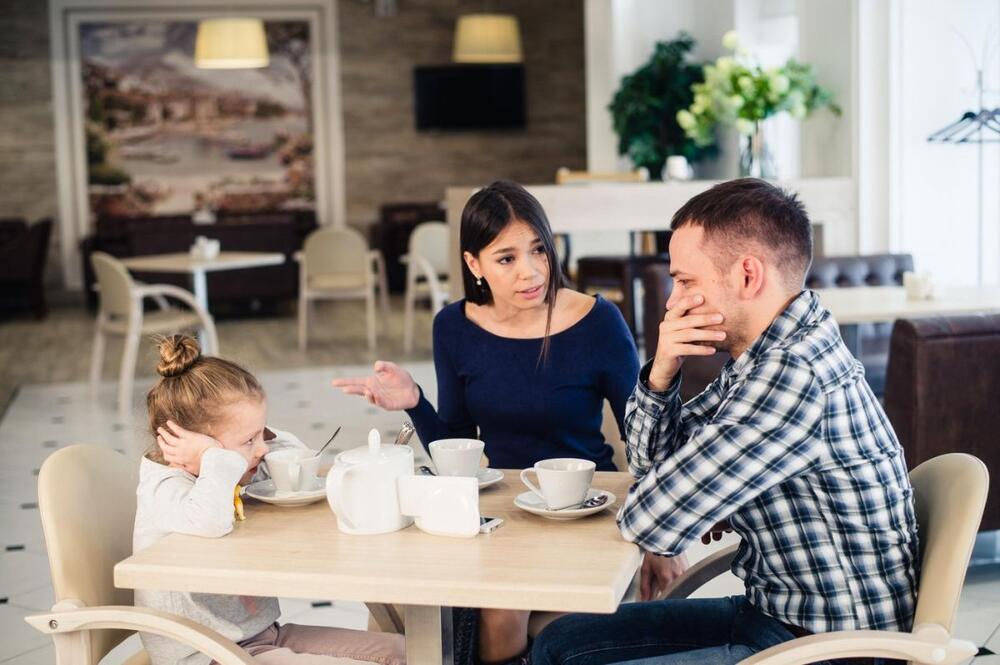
[890,0,1000,286]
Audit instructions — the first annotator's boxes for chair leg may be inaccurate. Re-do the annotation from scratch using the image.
[366,290,377,353]
[118,332,140,416]
[201,314,220,356]
[376,256,390,333]
[89,322,107,400]
[403,265,416,354]
[298,294,308,351]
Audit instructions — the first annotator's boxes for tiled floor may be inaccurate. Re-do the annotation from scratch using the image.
[2,361,999,663]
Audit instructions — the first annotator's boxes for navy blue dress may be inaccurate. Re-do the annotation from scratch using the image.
[406,295,640,471]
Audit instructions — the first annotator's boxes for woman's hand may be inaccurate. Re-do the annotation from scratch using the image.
[331,361,421,411]
[639,551,689,601]
[157,420,222,476]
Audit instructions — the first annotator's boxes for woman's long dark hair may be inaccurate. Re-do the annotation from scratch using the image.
[460,180,566,359]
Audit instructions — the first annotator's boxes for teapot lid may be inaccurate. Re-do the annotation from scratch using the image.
[336,428,413,464]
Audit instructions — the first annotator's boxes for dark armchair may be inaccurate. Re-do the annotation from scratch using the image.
[884,313,1000,530]
[0,218,53,319]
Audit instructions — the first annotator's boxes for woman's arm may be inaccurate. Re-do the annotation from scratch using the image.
[599,304,641,438]
[406,313,477,448]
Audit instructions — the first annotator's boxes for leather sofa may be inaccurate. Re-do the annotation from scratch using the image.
[805,254,913,395]
[80,211,317,312]
[0,218,52,319]
[641,253,914,400]
[883,314,1000,530]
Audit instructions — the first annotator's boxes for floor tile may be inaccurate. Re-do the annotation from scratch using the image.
[0,604,52,661]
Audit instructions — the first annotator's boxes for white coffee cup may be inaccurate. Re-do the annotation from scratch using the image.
[429,439,485,477]
[397,475,480,538]
[665,155,693,181]
[265,449,320,493]
[520,458,596,510]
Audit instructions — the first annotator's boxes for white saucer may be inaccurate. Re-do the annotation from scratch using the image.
[514,489,615,521]
[244,477,326,507]
[477,468,504,489]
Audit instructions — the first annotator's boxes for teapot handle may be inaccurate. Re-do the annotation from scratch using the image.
[326,464,358,531]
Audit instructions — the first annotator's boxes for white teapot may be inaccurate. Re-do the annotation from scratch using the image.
[325,429,414,535]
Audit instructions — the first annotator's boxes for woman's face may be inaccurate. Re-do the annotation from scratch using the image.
[464,220,550,312]
[209,397,269,476]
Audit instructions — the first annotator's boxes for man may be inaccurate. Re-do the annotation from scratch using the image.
[532,179,918,665]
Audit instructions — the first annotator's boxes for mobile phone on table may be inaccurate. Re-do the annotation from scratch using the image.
[479,516,504,533]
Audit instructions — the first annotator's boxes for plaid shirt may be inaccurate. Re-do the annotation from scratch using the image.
[619,290,918,633]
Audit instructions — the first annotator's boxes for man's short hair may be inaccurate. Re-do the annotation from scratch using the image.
[670,178,813,289]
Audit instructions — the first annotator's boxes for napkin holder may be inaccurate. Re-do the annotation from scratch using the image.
[397,475,480,538]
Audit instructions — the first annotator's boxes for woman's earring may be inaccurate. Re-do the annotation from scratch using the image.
[476,276,482,287]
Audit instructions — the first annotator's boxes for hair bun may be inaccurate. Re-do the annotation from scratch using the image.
[156,334,201,377]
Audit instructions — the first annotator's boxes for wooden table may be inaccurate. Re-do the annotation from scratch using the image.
[121,252,286,347]
[115,470,642,665]
[815,285,1000,355]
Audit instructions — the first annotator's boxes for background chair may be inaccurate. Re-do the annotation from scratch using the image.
[25,445,255,665]
[557,168,669,340]
[657,453,986,665]
[884,313,1000,530]
[0,217,52,319]
[298,228,389,352]
[402,221,450,354]
[90,252,218,415]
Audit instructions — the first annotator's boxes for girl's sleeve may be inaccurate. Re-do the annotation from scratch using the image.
[147,448,248,538]
[405,311,477,450]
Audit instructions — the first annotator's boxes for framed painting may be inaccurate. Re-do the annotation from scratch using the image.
[49,0,345,288]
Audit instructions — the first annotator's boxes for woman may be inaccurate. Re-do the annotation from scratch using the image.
[333,181,661,664]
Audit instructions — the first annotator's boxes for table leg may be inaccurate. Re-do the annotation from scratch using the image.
[403,605,454,665]
[841,324,862,359]
[191,270,209,349]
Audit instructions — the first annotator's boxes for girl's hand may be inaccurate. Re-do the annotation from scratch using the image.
[331,361,420,411]
[157,420,222,476]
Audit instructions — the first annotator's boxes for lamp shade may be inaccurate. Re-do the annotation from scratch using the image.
[453,14,523,63]
[195,18,269,69]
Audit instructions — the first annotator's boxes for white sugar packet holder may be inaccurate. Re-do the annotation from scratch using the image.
[397,475,480,538]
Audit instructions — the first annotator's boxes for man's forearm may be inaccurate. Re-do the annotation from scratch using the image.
[624,363,684,476]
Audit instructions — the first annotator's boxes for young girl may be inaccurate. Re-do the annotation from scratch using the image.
[134,334,405,665]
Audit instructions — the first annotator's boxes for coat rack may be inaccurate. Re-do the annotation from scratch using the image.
[927,31,999,285]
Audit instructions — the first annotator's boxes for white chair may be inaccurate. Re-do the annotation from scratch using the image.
[298,228,389,352]
[89,252,218,416]
[402,222,449,353]
[25,444,253,665]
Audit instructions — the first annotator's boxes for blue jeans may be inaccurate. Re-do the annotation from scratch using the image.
[531,595,808,665]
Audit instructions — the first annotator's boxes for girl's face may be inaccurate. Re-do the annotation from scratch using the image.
[463,220,550,312]
[210,397,269,476]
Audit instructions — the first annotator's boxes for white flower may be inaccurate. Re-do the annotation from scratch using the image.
[722,30,740,51]
[677,110,696,130]
[790,103,807,120]
[738,76,754,93]
[729,95,745,110]
[768,74,790,95]
[736,118,755,135]
[716,56,735,75]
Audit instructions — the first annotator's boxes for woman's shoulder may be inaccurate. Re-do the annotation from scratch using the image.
[560,290,627,331]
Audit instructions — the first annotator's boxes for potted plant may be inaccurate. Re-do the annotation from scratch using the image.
[677,31,841,178]
[609,33,718,180]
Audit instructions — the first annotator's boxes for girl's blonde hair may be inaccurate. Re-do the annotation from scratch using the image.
[145,334,264,463]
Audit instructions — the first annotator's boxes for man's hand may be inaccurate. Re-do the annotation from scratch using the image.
[648,295,726,391]
[701,520,733,545]
[157,420,222,476]
[639,551,689,601]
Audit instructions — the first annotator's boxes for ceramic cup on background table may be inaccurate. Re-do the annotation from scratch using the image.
[520,458,596,510]
[428,438,485,477]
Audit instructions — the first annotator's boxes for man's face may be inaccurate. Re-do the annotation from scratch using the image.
[666,225,748,354]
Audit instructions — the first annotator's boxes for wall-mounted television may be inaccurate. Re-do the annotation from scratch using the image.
[414,64,526,131]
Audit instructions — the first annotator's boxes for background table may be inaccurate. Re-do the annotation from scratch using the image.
[115,470,642,665]
[815,285,1000,355]
[121,252,286,346]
